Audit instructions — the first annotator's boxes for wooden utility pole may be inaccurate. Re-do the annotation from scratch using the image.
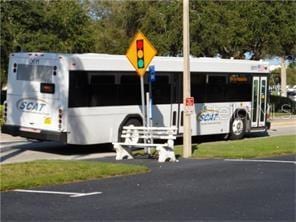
[183,0,192,158]
[280,56,287,97]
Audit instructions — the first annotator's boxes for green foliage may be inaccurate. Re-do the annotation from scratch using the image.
[0,104,4,126]
[0,0,96,86]
[1,160,149,191]
[270,95,296,114]
[271,67,296,86]
[1,0,296,86]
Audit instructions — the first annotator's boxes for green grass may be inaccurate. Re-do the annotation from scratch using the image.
[270,112,294,118]
[175,135,296,159]
[0,104,4,126]
[0,160,149,191]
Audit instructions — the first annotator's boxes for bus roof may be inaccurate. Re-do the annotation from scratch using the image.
[11,52,270,74]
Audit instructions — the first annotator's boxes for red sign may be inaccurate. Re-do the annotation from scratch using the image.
[185,97,194,106]
[185,97,194,114]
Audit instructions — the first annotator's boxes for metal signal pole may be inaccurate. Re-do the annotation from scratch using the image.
[183,0,192,158]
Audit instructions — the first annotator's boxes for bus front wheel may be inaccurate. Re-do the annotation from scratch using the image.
[229,117,246,140]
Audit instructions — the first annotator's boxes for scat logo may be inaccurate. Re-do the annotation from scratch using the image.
[197,109,219,122]
[17,98,48,114]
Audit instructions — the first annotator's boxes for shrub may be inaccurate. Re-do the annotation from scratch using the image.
[270,95,296,114]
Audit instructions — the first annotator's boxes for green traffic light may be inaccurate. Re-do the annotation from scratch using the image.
[137,59,144,68]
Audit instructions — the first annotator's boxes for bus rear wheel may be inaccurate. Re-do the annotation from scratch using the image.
[120,118,142,143]
[229,117,246,140]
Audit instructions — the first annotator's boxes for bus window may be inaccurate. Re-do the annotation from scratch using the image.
[191,74,206,103]
[69,71,89,107]
[227,74,252,101]
[206,75,227,102]
[153,75,171,104]
[118,75,141,105]
[90,75,117,106]
[17,64,53,83]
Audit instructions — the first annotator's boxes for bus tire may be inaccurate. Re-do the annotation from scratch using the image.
[229,116,246,140]
[119,118,142,143]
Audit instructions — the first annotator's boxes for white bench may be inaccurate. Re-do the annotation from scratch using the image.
[112,126,177,162]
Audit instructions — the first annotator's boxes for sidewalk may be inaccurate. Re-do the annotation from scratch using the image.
[270,117,296,127]
[1,133,28,144]
[0,132,115,164]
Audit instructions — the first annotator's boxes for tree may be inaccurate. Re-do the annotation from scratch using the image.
[271,66,296,86]
[0,0,96,87]
[1,0,295,88]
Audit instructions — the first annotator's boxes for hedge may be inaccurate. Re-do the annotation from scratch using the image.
[270,95,296,114]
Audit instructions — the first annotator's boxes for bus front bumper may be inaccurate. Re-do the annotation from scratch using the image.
[2,125,67,143]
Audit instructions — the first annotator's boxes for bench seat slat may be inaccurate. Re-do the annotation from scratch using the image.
[113,142,168,147]
[123,126,177,130]
[122,131,176,135]
[121,135,176,139]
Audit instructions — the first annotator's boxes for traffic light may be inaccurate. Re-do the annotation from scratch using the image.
[136,39,144,69]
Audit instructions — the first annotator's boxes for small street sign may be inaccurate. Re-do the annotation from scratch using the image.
[126,32,157,76]
[148,65,156,83]
[184,97,194,114]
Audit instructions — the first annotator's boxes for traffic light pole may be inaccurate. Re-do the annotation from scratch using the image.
[183,0,192,158]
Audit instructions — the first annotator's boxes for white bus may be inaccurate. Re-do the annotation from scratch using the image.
[2,53,270,144]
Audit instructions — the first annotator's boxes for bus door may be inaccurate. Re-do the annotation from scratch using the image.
[251,76,267,128]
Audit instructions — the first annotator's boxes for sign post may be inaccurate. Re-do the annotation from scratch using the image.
[183,0,192,158]
[126,32,157,127]
[148,65,156,126]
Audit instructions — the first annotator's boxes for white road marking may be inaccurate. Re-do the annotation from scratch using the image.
[14,189,102,197]
[224,159,296,164]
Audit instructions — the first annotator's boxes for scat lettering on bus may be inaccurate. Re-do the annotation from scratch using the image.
[198,110,219,122]
[17,99,48,114]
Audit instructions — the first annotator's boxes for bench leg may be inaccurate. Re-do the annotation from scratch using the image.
[156,145,176,162]
[113,144,134,160]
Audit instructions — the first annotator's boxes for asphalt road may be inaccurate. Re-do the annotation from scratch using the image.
[1,155,295,221]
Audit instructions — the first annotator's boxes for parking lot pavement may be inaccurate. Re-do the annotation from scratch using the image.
[0,133,29,152]
[1,155,295,221]
[0,134,116,164]
[0,143,116,164]
[0,133,28,143]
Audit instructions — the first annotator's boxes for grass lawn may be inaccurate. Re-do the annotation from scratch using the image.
[0,104,4,126]
[175,135,296,159]
[270,112,295,118]
[0,160,149,191]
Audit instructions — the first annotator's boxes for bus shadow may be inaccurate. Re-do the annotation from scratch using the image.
[24,142,115,155]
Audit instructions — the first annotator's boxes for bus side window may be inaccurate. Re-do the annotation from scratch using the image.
[206,75,227,102]
[90,75,116,106]
[227,74,252,101]
[191,74,206,103]
[118,75,141,105]
[69,71,89,107]
[153,75,171,104]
